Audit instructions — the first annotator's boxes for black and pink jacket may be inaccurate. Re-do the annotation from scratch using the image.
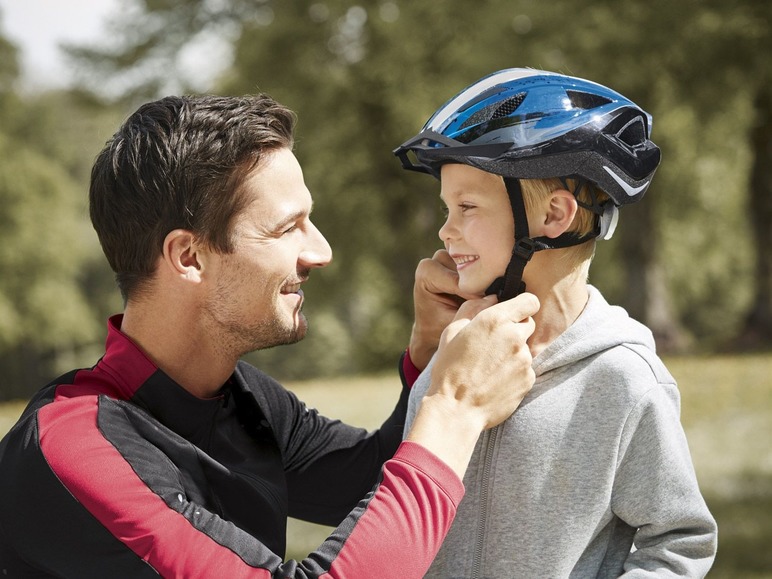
[0,317,463,577]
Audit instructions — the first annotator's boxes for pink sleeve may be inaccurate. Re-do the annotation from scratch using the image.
[323,441,465,578]
[401,349,422,388]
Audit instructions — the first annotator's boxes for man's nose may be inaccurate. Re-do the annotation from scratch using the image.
[300,221,332,268]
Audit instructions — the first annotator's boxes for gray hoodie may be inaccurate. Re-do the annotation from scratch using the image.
[404,286,717,578]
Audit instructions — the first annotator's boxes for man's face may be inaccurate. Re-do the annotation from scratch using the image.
[203,148,332,355]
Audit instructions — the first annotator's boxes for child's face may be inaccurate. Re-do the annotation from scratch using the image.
[438,163,515,297]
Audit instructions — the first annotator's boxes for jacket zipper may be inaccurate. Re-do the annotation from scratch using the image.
[471,424,499,578]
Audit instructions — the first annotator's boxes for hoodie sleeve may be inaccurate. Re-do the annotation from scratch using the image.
[611,382,718,578]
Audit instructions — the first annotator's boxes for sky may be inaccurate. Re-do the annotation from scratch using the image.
[0,0,121,90]
[0,0,229,93]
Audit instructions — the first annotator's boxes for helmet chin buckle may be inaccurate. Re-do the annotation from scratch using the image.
[599,203,619,240]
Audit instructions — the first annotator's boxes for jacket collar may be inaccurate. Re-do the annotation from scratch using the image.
[99,314,231,437]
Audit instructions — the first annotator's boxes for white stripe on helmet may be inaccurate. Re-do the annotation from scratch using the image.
[427,68,556,132]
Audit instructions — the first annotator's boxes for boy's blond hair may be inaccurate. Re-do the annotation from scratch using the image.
[520,177,610,270]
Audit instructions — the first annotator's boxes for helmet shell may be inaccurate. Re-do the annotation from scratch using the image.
[394,68,661,205]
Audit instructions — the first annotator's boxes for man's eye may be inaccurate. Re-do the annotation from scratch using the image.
[440,205,449,218]
[283,225,298,235]
[459,203,476,212]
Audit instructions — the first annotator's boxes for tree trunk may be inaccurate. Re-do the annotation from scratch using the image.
[619,191,690,353]
[735,85,772,348]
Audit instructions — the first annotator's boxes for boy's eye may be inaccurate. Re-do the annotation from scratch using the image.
[440,203,476,218]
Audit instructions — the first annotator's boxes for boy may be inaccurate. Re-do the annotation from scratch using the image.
[394,69,717,577]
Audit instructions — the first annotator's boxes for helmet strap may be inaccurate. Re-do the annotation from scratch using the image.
[485,176,611,301]
[533,176,619,247]
[485,178,549,301]
[563,177,619,240]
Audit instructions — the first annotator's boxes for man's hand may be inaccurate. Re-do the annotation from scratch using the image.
[410,250,472,371]
[406,292,539,477]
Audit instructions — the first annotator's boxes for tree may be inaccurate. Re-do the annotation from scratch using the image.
[0,13,122,399]
[0,134,103,398]
[743,82,772,347]
[222,0,573,372]
[525,0,770,351]
[63,0,770,375]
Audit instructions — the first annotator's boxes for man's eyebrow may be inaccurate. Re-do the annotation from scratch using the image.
[273,206,311,230]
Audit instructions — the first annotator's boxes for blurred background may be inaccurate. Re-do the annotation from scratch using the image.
[0,0,770,575]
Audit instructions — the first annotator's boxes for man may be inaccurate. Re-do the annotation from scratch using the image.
[0,94,538,577]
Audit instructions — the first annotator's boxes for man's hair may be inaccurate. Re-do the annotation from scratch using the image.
[89,94,296,302]
[520,177,610,270]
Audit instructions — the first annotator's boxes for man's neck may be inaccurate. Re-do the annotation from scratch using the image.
[120,302,238,399]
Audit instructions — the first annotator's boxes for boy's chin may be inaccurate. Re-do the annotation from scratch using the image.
[457,280,489,299]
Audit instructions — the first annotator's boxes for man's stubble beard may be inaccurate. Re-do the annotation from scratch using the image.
[247,312,308,353]
[214,308,308,359]
[203,296,308,361]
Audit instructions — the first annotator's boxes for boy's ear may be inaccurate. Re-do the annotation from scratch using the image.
[541,189,578,239]
[162,229,205,282]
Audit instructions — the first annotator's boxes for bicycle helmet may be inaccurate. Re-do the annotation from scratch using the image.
[394,68,661,300]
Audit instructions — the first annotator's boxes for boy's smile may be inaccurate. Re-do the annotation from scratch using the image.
[451,253,480,270]
[439,163,515,296]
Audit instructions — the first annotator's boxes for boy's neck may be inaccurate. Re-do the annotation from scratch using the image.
[525,267,590,358]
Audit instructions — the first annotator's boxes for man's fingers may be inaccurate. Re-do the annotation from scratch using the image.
[479,292,540,324]
[453,292,540,324]
[417,249,482,304]
[416,255,460,297]
[442,293,539,346]
[431,249,457,271]
[453,295,498,322]
[429,250,485,302]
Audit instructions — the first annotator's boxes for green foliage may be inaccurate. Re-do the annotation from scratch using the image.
[0,31,18,91]
[0,23,125,398]
[0,133,103,397]
[2,0,771,386]
[217,0,771,373]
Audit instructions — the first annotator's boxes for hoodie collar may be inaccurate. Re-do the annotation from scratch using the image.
[532,286,655,377]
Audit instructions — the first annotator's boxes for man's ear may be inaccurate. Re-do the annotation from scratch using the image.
[541,189,578,239]
[162,229,204,283]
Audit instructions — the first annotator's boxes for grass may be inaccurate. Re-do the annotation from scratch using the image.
[0,400,27,436]
[2,354,770,576]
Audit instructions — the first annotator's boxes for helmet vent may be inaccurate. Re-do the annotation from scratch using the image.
[492,92,527,119]
[616,117,647,148]
[459,92,526,129]
[566,90,612,110]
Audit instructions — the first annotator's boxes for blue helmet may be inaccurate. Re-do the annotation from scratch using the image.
[394,68,661,206]
[394,69,662,300]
